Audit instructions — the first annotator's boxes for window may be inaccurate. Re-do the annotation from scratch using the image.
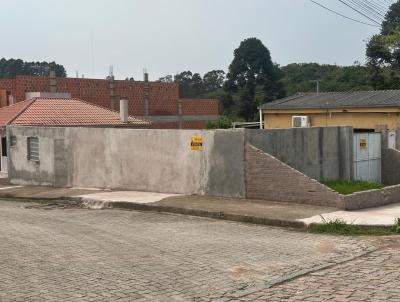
[27,137,39,161]
[1,137,7,157]
[10,136,17,148]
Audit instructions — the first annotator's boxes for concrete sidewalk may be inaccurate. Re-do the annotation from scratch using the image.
[0,183,399,228]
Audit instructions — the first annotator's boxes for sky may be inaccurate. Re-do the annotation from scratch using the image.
[0,0,384,80]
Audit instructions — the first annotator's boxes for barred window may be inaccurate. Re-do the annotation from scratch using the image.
[27,137,39,161]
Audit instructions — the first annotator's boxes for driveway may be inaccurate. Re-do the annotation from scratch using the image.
[0,200,395,301]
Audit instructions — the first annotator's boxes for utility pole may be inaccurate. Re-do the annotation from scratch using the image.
[310,80,320,94]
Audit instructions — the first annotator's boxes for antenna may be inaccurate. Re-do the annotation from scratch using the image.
[309,80,321,93]
[109,65,114,78]
[90,29,94,78]
[76,70,79,78]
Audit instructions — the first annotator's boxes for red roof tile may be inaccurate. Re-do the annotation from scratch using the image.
[0,100,34,127]
[0,98,149,127]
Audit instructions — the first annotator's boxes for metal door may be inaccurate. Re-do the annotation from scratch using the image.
[354,133,381,183]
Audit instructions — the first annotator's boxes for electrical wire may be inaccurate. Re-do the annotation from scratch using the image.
[309,0,380,27]
[347,0,385,21]
[338,0,382,25]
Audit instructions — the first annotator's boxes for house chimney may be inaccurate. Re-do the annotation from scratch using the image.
[49,70,57,93]
[120,98,129,123]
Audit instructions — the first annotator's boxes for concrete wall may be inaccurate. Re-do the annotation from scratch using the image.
[382,148,400,186]
[7,127,246,197]
[245,127,353,181]
[8,126,365,208]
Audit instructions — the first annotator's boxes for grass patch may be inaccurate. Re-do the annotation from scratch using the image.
[0,197,52,205]
[308,217,400,236]
[323,180,384,195]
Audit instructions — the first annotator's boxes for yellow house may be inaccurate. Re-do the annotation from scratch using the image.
[260,91,400,130]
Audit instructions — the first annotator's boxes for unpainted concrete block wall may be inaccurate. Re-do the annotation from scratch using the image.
[245,144,342,207]
[245,127,353,181]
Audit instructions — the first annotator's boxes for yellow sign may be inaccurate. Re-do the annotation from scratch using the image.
[360,138,367,149]
[191,136,203,151]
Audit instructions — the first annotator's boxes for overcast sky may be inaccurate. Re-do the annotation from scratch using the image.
[1,0,383,80]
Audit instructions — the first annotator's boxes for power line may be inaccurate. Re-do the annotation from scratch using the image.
[347,0,385,22]
[309,0,380,27]
[338,0,382,25]
[364,0,389,15]
[350,0,385,22]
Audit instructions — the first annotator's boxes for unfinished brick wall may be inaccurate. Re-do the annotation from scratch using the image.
[0,76,180,115]
[182,99,219,115]
[149,82,179,115]
[0,90,8,107]
[0,79,15,90]
[0,76,219,129]
[245,144,342,207]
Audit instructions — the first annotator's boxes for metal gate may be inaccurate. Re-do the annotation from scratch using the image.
[354,133,381,183]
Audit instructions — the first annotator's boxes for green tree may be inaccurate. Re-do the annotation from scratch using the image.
[191,73,203,96]
[280,63,373,95]
[366,1,400,89]
[0,58,66,79]
[203,70,225,92]
[158,75,173,83]
[174,71,195,97]
[224,38,284,121]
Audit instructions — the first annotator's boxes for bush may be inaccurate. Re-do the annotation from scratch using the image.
[309,217,396,236]
[394,218,400,234]
[206,116,233,129]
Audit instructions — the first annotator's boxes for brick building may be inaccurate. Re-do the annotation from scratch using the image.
[0,75,219,129]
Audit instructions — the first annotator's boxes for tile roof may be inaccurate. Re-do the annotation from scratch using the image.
[260,90,400,110]
[0,99,34,126]
[0,98,150,127]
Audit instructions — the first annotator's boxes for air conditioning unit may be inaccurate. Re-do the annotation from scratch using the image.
[292,116,311,128]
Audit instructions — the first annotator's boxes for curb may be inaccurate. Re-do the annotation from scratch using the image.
[0,194,306,229]
[1,194,398,231]
[75,198,308,229]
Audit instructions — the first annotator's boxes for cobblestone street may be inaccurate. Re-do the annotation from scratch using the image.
[0,200,397,301]
[238,242,400,302]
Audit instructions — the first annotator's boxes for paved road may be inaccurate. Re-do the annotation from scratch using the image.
[239,242,400,302]
[0,200,395,301]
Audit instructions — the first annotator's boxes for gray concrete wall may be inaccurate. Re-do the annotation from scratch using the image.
[7,127,246,197]
[7,126,355,202]
[245,127,354,181]
[382,148,400,186]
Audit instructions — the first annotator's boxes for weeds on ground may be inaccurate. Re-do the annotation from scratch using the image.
[394,218,400,234]
[323,180,384,195]
[308,216,400,236]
